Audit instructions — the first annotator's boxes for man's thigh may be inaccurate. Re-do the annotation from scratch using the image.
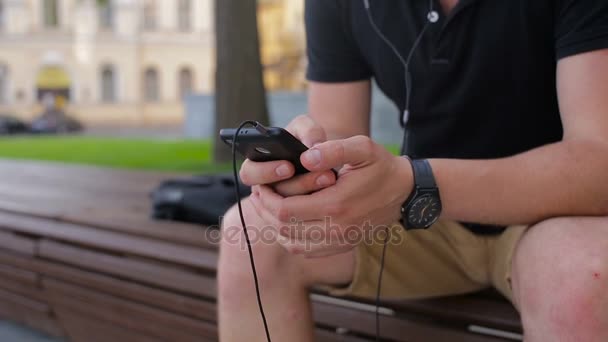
[317,220,512,300]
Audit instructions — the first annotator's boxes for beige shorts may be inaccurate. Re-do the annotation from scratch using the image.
[326,220,529,303]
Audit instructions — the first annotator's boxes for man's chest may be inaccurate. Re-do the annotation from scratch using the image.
[351,0,557,111]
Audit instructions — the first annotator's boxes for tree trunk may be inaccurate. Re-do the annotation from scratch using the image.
[213,0,269,163]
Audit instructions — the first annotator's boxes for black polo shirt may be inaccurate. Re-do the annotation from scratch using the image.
[305,0,608,160]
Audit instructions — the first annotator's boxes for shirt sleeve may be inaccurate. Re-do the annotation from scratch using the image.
[305,0,372,82]
[555,0,608,60]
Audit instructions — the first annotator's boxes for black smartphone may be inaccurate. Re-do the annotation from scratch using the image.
[219,126,310,175]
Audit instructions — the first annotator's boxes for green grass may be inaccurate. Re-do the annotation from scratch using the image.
[0,136,230,173]
[0,136,401,173]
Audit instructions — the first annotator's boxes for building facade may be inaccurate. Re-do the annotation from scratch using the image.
[0,0,214,126]
[0,0,306,127]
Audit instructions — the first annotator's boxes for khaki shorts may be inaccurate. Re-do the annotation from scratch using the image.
[325,220,529,303]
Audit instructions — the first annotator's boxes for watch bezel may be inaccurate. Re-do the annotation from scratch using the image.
[403,188,442,230]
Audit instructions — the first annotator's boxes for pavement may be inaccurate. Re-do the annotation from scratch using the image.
[0,321,64,342]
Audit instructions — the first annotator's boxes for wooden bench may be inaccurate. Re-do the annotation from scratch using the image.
[0,160,523,341]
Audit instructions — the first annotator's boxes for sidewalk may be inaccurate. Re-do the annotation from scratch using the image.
[0,321,63,342]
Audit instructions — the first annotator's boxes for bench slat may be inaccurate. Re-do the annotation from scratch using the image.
[38,239,216,298]
[0,230,37,255]
[39,259,216,321]
[44,278,217,342]
[56,309,164,342]
[313,301,512,342]
[0,212,217,270]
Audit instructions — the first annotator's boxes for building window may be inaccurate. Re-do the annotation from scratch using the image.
[99,2,114,30]
[177,0,191,31]
[143,67,159,102]
[143,0,156,31]
[0,64,7,104]
[178,67,193,99]
[100,65,116,103]
[43,0,60,28]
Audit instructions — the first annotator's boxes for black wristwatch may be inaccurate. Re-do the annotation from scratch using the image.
[401,158,442,230]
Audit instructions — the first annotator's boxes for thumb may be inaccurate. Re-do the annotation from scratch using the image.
[300,136,376,171]
[285,115,326,148]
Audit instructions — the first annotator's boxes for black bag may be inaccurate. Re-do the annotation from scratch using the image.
[150,174,251,226]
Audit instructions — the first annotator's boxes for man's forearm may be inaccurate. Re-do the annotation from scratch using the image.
[430,139,608,226]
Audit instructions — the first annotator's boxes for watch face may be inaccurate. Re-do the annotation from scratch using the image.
[407,194,441,228]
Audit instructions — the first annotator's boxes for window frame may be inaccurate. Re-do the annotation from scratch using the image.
[143,67,160,102]
[100,64,117,103]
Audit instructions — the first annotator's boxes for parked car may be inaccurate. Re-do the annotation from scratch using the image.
[0,115,29,135]
[30,111,83,134]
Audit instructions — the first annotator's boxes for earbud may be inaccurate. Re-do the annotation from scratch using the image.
[363,0,433,127]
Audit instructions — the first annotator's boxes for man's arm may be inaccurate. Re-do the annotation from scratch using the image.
[308,80,372,140]
[432,49,608,226]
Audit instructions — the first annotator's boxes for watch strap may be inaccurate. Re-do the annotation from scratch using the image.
[412,159,436,189]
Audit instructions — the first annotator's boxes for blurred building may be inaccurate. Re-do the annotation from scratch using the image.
[258,0,306,91]
[0,0,306,127]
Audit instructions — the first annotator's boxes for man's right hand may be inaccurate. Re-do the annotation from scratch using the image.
[239,115,337,197]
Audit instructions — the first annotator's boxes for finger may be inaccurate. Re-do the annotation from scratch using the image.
[258,184,338,222]
[273,170,336,197]
[285,115,327,148]
[249,190,285,230]
[300,135,376,172]
[239,159,295,186]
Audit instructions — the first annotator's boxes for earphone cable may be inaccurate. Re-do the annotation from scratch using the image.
[364,1,434,128]
[364,1,435,339]
[232,121,272,342]
[375,226,390,342]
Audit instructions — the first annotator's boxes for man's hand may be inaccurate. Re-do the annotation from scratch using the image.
[239,115,337,197]
[249,135,414,257]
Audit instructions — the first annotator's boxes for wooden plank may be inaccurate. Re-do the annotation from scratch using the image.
[0,263,38,286]
[0,300,65,338]
[0,198,216,250]
[56,309,164,342]
[0,212,218,270]
[44,278,218,342]
[61,211,217,249]
[0,248,41,273]
[312,301,512,342]
[0,287,50,314]
[0,276,46,302]
[38,259,216,321]
[0,230,37,255]
[389,296,521,333]
[38,239,216,298]
[315,329,371,342]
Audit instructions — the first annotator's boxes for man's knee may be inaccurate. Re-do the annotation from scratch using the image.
[512,217,608,337]
[218,200,295,300]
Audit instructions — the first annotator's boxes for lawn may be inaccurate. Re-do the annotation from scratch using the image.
[0,136,230,173]
[0,136,400,173]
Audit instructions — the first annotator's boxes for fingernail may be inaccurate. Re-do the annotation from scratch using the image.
[276,164,290,177]
[303,149,321,165]
[316,175,331,187]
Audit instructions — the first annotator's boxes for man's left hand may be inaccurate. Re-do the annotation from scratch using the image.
[249,135,413,258]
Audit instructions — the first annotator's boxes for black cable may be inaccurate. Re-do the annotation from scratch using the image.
[375,226,390,342]
[232,121,272,342]
[364,2,434,339]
